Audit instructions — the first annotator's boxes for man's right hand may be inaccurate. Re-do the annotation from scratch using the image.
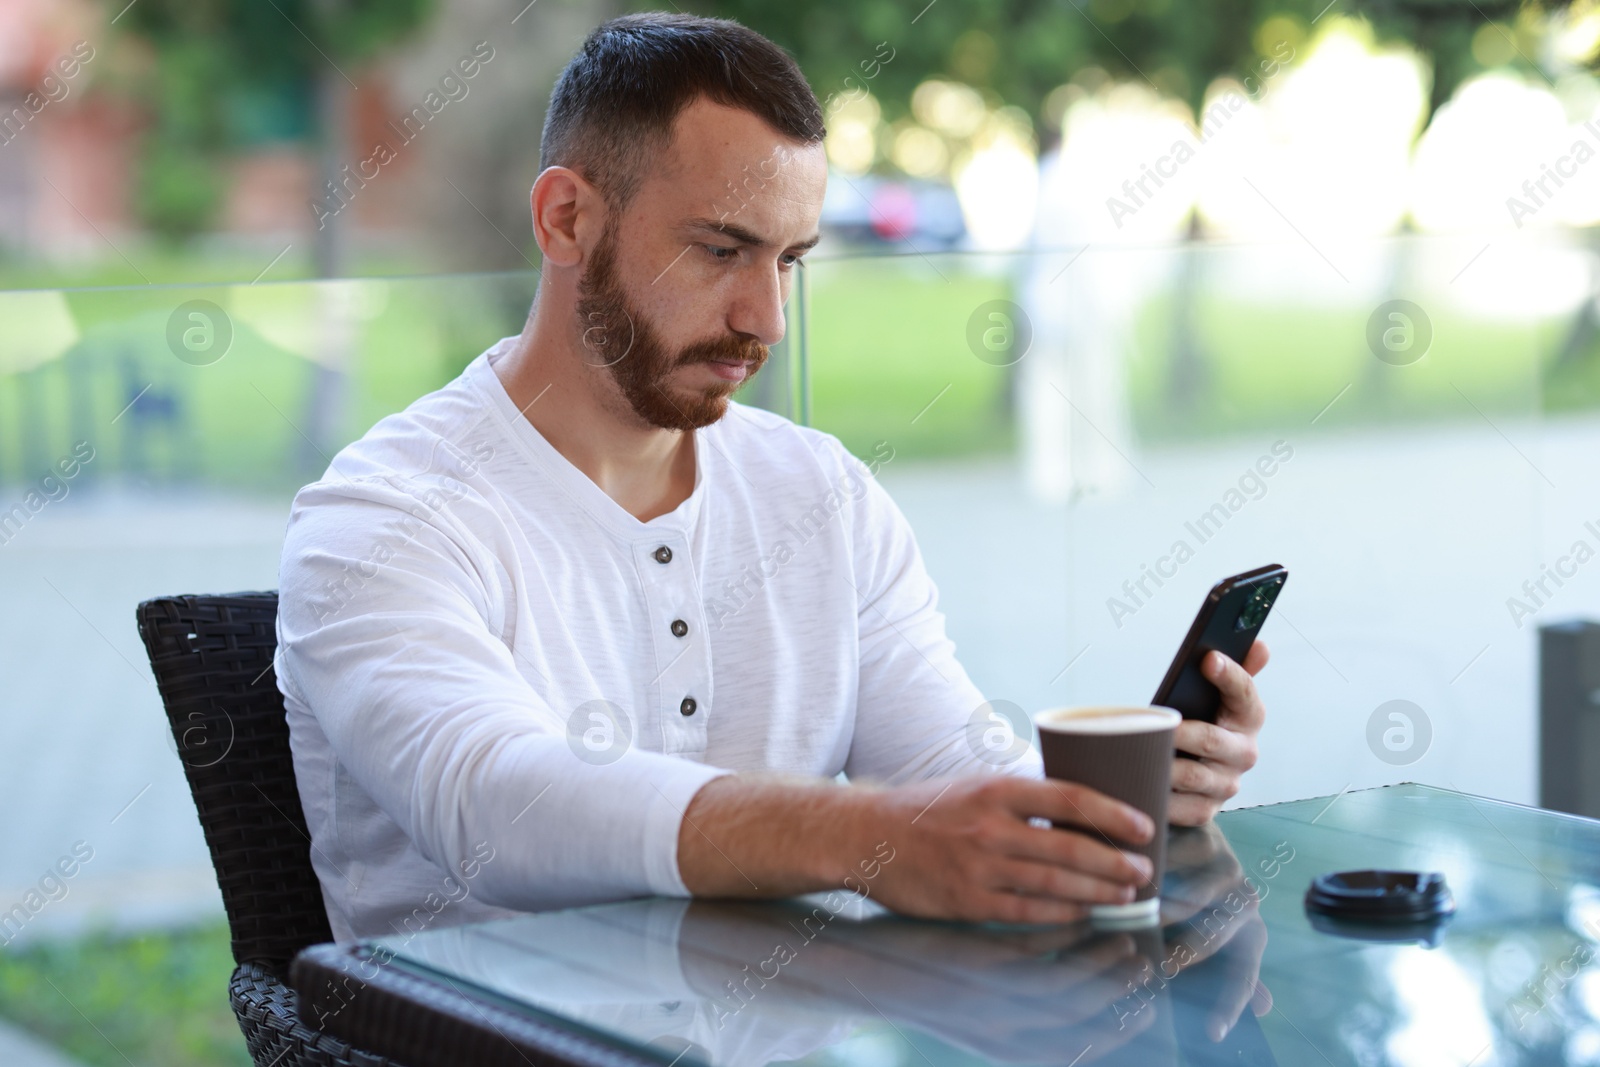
[679,774,1155,924]
[862,776,1155,924]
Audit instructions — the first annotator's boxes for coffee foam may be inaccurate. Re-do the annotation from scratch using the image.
[1033,706,1180,735]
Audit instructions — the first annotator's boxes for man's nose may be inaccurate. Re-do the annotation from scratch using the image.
[726,263,788,347]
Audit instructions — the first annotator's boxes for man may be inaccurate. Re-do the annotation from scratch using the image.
[277,12,1269,943]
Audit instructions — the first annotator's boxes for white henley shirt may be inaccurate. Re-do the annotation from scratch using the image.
[276,336,1042,941]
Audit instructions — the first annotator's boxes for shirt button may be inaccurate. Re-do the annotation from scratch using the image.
[654,546,673,564]
[680,697,697,717]
[670,619,688,638]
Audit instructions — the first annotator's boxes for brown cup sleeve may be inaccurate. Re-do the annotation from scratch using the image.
[1037,725,1175,902]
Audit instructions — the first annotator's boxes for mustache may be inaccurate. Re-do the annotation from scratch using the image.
[677,334,768,368]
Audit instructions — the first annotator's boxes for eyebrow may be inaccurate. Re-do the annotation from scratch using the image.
[686,216,821,253]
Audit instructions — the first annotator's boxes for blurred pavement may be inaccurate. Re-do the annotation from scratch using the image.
[0,1018,91,1066]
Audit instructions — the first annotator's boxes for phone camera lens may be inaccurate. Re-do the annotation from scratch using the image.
[1236,586,1273,631]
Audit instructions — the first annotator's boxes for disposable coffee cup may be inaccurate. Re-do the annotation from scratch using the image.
[1089,925,1180,1067]
[1033,705,1181,927]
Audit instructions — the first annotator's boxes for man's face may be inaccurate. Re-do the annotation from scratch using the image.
[574,99,828,431]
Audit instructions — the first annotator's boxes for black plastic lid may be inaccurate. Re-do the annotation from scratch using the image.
[1304,870,1456,923]
[1306,911,1451,948]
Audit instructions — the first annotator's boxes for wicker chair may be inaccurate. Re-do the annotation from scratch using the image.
[136,592,403,1067]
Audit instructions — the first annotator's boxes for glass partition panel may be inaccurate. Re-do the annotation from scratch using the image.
[805,231,1578,810]
[0,228,1588,932]
[0,268,807,933]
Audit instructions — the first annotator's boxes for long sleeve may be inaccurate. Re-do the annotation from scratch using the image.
[277,473,733,915]
[836,452,1045,785]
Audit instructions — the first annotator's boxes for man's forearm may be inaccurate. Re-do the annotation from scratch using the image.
[677,774,883,897]
[679,772,1157,922]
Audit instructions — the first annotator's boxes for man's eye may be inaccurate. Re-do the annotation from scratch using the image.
[704,245,738,262]
[780,253,804,268]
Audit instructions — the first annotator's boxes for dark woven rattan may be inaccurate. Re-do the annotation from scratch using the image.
[292,944,660,1067]
[137,593,403,1067]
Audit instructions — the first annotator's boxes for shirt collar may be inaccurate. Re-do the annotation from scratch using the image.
[470,337,708,541]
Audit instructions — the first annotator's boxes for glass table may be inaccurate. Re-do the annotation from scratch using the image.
[292,784,1600,1066]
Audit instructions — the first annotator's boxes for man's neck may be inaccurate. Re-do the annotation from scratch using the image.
[493,314,696,523]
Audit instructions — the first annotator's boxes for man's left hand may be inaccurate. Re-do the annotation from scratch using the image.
[1169,641,1269,826]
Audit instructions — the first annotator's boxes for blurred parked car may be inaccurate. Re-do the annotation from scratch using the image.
[820,172,966,249]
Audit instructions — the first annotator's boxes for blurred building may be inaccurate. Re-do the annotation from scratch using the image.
[0,0,607,270]
[0,0,133,255]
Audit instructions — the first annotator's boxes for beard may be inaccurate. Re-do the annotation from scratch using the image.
[574,223,769,432]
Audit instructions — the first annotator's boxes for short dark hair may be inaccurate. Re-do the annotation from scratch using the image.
[540,12,826,208]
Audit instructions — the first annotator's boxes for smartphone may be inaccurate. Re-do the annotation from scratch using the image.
[1152,564,1287,724]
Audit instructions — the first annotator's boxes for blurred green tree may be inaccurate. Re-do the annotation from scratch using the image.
[112,0,1559,242]
[692,0,1535,418]
[117,0,432,252]
[695,0,1525,140]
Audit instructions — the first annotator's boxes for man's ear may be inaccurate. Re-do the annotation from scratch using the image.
[531,166,606,268]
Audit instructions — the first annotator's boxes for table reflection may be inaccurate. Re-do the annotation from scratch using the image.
[366,786,1600,1065]
[381,823,1275,1066]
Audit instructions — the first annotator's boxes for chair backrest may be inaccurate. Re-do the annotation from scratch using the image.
[136,592,334,969]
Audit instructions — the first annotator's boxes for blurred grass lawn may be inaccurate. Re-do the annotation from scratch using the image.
[1,251,1586,489]
[0,922,248,1067]
[807,256,1559,461]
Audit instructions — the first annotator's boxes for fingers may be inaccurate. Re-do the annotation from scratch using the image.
[1252,981,1274,1017]
[1207,919,1270,1041]
[1210,980,1259,1041]
[985,934,1152,1017]
[977,930,1149,1004]
[1174,720,1258,771]
[1168,790,1220,827]
[1162,869,1252,928]
[973,889,1090,925]
[1204,650,1267,735]
[1068,987,1160,1059]
[1170,749,1242,799]
[993,856,1149,907]
[1163,822,1237,872]
[1000,924,1128,959]
[1166,891,1261,971]
[1013,778,1155,849]
[1174,648,1265,828]
[1000,820,1154,887]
